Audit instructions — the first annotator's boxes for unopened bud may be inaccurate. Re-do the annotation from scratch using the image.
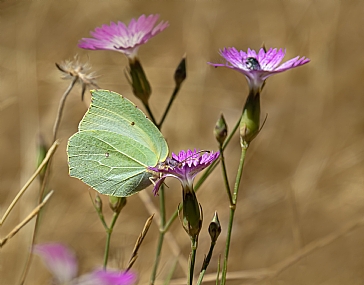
[214,114,228,145]
[240,91,261,147]
[174,55,186,87]
[127,58,151,105]
[95,195,103,213]
[208,211,221,243]
[181,187,202,239]
[109,196,127,213]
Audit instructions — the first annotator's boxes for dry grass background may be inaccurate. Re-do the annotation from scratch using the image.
[1,0,364,284]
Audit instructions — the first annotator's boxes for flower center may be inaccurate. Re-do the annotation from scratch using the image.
[244,57,261,71]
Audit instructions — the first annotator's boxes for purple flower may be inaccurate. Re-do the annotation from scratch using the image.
[78,14,169,59]
[148,149,220,195]
[33,243,136,285]
[33,243,78,284]
[208,47,310,93]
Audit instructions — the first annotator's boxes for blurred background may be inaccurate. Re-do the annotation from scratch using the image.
[1,0,364,284]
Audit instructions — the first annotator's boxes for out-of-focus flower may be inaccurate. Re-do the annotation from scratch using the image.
[33,243,136,285]
[208,47,310,93]
[75,269,136,285]
[78,14,169,59]
[33,243,78,284]
[148,149,220,195]
[56,55,99,100]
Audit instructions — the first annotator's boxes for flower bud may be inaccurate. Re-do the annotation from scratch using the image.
[208,211,221,243]
[214,114,228,145]
[181,187,202,239]
[127,58,151,105]
[174,55,186,87]
[109,196,127,214]
[94,195,103,213]
[240,91,261,147]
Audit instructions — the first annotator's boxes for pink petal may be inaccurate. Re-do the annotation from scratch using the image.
[75,269,136,285]
[33,243,78,283]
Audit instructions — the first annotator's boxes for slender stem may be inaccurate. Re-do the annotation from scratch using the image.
[163,258,178,285]
[0,141,58,225]
[197,243,216,285]
[52,78,78,141]
[219,145,233,205]
[188,237,198,285]
[150,185,166,284]
[164,115,242,232]
[91,198,108,231]
[0,191,53,247]
[143,102,157,126]
[19,80,78,284]
[103,211,120,269]
[158,85,180,128]
[216,255,221,285]
[220,146,248,285]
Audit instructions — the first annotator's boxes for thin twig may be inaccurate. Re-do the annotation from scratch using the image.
[19,78,78,284]
[52,77,78,141]
[138,191,189,276]
[127,214,154,270]
[0,191,54,247]
[0,141,59,225]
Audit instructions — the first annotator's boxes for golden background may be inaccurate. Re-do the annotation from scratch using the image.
[1,1,364,284]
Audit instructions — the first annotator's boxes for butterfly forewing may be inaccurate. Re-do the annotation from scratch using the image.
[80,90,168,160]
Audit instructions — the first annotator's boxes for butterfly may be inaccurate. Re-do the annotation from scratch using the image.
[67,89,169,197]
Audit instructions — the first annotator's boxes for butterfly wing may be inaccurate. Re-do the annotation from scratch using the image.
[67,89,169,197]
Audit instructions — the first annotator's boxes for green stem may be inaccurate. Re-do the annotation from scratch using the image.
[164,115,242,232]
[91,195,108,231]
[197,243,216,285]
[103,211,120,269]
[158,85,180,128]
[143,102,157,126]
[188,237,198,285]
[220,145,248,285]
[216,254,221,285]
[150,185,166,284]
[219,145,233,205]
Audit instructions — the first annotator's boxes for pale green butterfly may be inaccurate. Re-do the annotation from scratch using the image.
[67,89,169,197]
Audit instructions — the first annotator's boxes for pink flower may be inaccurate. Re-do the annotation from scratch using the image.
[33,243,136,285]
[148,149,220,195]
[75,269,136,285]
[208,47,310,93]
[79,14,169,59]
[33,243,78,284]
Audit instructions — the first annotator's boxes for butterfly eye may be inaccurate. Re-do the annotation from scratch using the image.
[244,57,261,71]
